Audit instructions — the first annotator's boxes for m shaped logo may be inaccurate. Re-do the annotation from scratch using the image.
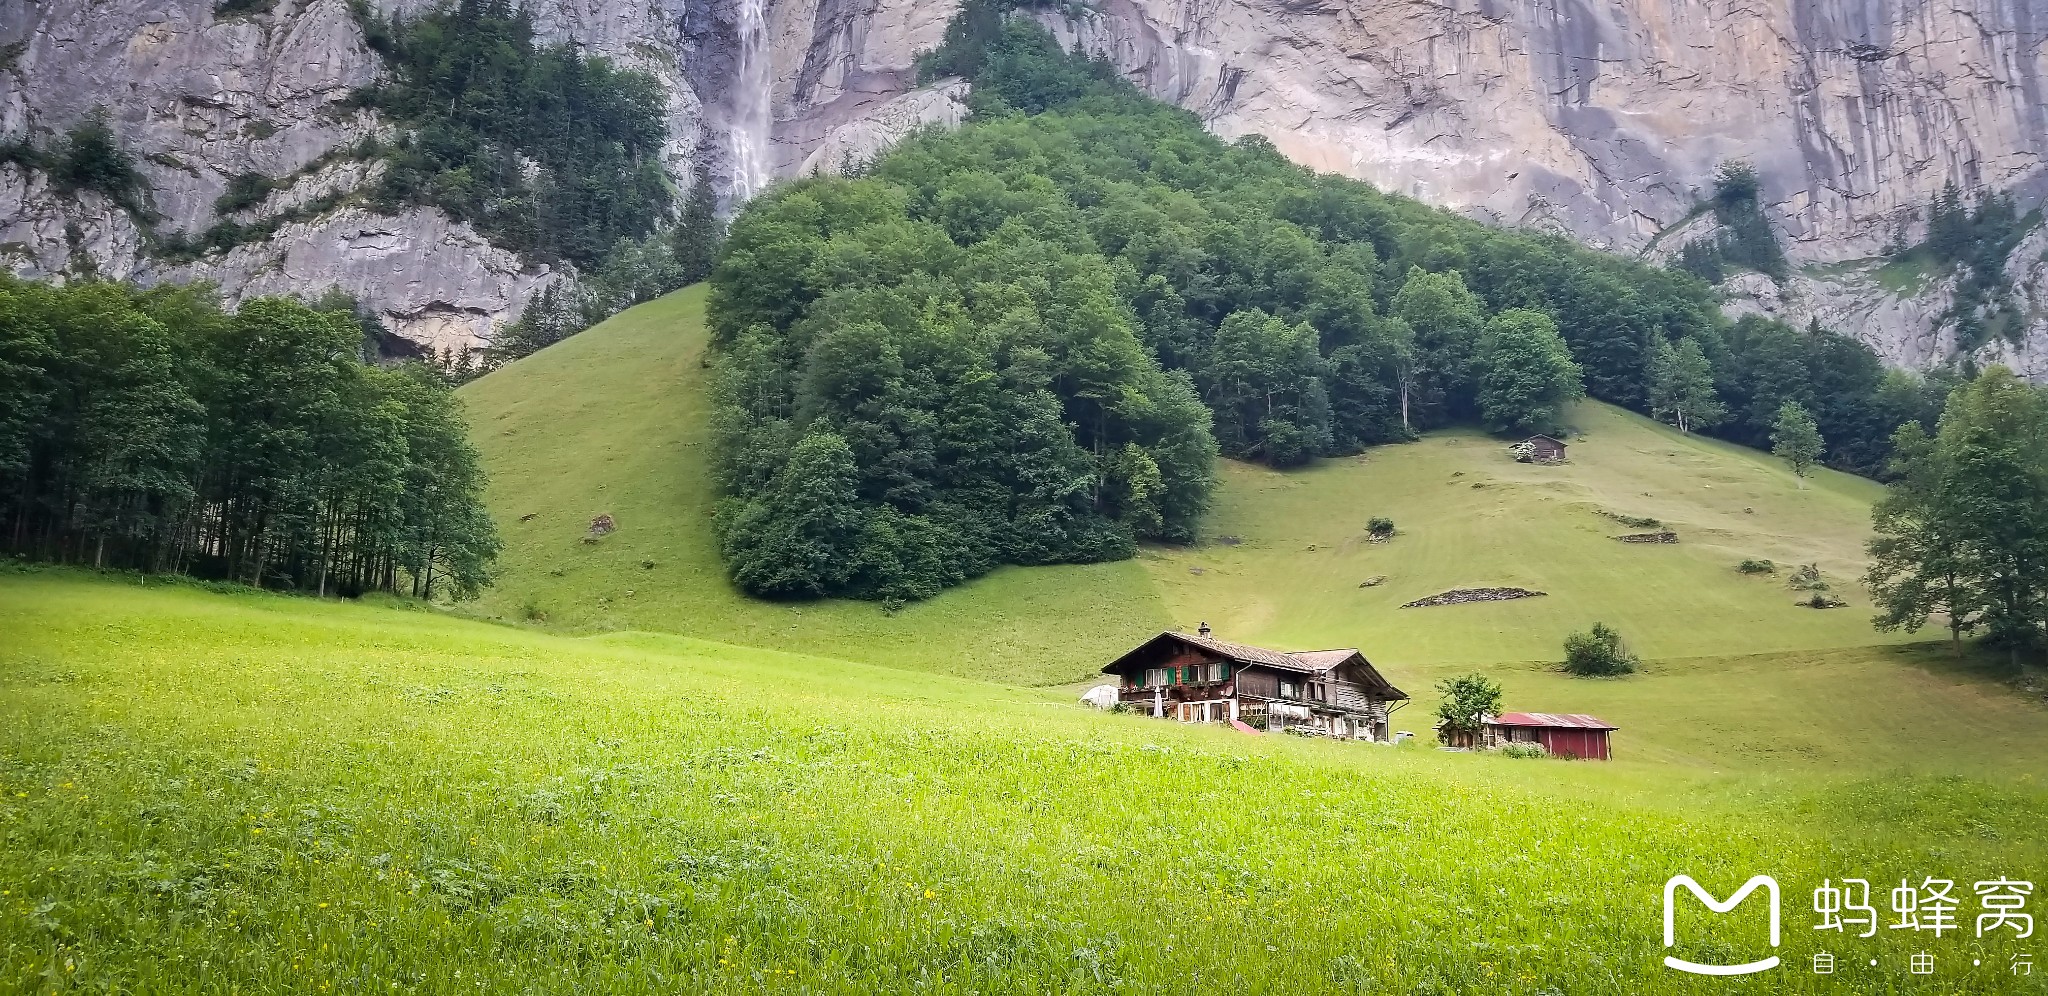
[1663,875,1782,976]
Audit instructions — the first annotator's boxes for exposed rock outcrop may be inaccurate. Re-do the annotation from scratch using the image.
[1029,0,2048,374]
[3,0,2044,370]
[0,0,694,354]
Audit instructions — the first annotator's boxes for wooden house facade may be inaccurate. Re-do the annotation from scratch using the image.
[1492,712,1615,759]
[1436,712,1617,759]
[1520,434,1567,463]
[1100,628,1408,740]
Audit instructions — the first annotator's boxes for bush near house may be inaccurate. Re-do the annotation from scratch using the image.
[1562,622,1639,676]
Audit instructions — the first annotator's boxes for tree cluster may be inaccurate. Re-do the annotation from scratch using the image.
[352,0,673,270]
[477,166,725,374]
[1920,181,2029,352]
[0,276,499,599]
[1866,369,2048,664]
[705,13,1955,603]
[1711,315,1951,477]
[1,108,154,224]
[1671,162,1789,284]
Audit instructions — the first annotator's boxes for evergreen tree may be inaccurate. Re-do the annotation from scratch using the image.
[673,164,725,285]
[718,429,866,598]
[1926,181,1970,262]
[1771,401,1823,485]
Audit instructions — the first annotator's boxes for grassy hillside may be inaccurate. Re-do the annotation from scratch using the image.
[457,289,2048,774]
[457,286,1169,683]
[4,571,2045,993]
[1158,404,1895,665]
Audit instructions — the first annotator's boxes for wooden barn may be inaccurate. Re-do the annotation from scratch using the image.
[1492,713,1617,759]
[1100,625,1408,740]
[1519,434,1567,463]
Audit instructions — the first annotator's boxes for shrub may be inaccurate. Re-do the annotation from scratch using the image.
[1737,558,1776,575]
[1367,517,1395,538]
[48,109,152,219]
[1562,622,1638,676]
[1786,563,1829,591]
[1500,741,1548,759]
[214,171,277,214]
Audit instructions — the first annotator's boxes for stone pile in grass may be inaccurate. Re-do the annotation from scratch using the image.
[1402,587,1547,608]
[1613,531,1679,543]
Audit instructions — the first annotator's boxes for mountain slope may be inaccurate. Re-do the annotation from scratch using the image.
[461,288,2047,773]
[456,285,1171,683]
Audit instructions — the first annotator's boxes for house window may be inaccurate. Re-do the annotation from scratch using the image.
[1144,667,1167,687]
[1280,681,1298,699]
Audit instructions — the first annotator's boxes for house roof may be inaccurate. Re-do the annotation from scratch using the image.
[1492,712,1615,730]
[1103,632,1408,699]
[1522,434,1566,446]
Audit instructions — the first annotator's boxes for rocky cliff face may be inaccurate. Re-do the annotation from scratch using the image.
[0,0,700,352]
[3,0,2043,371]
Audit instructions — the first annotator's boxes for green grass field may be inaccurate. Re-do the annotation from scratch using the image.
[4,572,2046,993]
[456,286,1169,684]
[456,289,2045,775]
[6,287,2047,992]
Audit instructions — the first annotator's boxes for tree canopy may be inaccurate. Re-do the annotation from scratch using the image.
[703,9,1956,603]
[0,275,498,599]
[1866,369,2048,663]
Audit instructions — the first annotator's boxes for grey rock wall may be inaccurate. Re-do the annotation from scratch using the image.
[0,0,698,354]
[2,0,2043,372]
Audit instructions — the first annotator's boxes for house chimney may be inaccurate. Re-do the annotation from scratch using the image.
[1197,621,1211,638]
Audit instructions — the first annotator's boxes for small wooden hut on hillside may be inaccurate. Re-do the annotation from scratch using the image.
[1518,434,1568,463]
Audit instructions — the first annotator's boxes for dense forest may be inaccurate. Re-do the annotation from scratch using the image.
[351,0,672,270]
[0,276,498,598]
[706,12,1959,604]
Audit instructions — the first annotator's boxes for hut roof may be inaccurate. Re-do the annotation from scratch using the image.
[1522,434,1566,446]
[1103,632,1408,699]
[1492,712,1616,730]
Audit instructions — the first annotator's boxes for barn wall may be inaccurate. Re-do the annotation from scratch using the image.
[1537,729,1610,760]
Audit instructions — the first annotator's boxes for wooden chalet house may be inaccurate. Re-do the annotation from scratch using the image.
[1101,625,1408,740]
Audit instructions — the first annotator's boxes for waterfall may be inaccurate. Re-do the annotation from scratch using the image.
[727,0,772,203]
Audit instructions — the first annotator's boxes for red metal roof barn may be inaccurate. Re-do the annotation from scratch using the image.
[1492,712,1617,760]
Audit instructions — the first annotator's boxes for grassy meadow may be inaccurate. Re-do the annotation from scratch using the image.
[5,287,2047,992]
[4,571,2047,994]
[456,286,1170,683]
[456,289,2046,775]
